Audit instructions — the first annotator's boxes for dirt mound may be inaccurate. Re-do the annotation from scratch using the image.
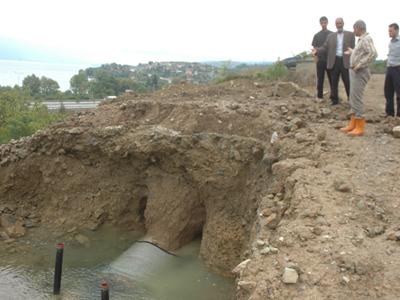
[1,75,400,299]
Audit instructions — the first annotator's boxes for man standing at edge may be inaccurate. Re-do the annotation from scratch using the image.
[340,20,377,136]
[384,23,400,117]
[312,16,332,101]
[313,18,355,105]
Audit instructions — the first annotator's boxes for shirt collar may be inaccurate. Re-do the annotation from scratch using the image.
[392,35,399,42]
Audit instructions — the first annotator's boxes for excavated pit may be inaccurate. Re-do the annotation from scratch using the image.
[1,80,310,276]
[7,78,399,299]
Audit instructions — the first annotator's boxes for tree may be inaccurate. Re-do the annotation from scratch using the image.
[70,70,89,98]
[22,74,41,98]
[0,87,65,144]
[40,76,60,98]
[89,70,118,98]
[146,74,159,91]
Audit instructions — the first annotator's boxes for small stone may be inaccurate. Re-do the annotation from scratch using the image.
[260,247,271,255]
[75,234,90,247]
[237,281,256,292]
[256,240,266,247]
[282,267,298,284]
[269,246,279,254]
[392,126,400,138]
[321,108,332,116]
[356,200,366,209]
[342,276,350,284]
[317,131,327,141]
[365,226,385,238]
[232,259,251,276]
[0,231,10,240]
[312,227,323,236]
[387,231,400,241]
[334,180,352,193]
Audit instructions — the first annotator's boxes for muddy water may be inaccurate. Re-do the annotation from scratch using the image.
[0,226,234,299]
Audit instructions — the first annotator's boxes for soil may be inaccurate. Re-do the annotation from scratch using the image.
[1,73,400,299]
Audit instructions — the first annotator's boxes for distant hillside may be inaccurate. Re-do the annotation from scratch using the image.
[204,60,273,68]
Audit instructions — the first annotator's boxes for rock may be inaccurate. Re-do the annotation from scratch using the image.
[260,246,272,255]
[282,267,299,284]
[312,227,323,236]
[263,213,281,229]
[0,231,10,240]
[295,132,308,143]
[256,240,265,247]
[232,259,251,276]
[342,276,350,284]
[365,226,385,238]
[24,219,36,228]
[387,231,400,241]
[321,108,332,117]
[0,214,17,228]
[238,280,256,292]
[75,234,90,247]
[317,130,327,141]
[0,214,26,238]
[67,127,84,135]
[85,221,100,231]
[67,227,77,233]
[392,126,400,138]
[291,117,306,129]
[269,246,279,254]
[334,180,352,193]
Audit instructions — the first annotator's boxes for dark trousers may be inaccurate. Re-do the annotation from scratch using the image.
[384,66,400,117]
[330,56,350,104]
[316,60,332,99]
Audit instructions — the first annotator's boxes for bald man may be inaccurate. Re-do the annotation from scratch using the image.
[313,18,355,105]
[340,20,377,136]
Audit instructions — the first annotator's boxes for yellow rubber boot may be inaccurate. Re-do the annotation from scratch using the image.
[348,118,365,136]
[340,114,356,133]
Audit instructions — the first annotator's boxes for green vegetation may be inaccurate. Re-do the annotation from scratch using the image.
[22,74,63,100]
[214,60,288,83]
[258,61,288,81]
[0,86,64,144]
[370,60,387,74]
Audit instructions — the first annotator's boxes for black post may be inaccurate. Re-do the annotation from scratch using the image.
[53,242,64,295]
[101,281,110,300]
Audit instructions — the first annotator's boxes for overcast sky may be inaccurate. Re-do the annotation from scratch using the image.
[0,0,398,65]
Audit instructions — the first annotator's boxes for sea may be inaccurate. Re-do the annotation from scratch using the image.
[0,59,93,91]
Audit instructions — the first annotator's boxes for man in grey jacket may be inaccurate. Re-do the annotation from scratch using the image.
[313,18,355,105]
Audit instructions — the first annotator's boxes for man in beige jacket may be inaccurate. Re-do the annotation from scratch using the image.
[340,20,377,136]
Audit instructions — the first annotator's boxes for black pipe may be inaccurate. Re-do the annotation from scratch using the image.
[135,240,178,256]
[53,242,64,295]
[101,281,110,300]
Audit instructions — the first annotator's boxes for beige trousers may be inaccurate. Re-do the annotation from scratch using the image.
[349,68,371,118]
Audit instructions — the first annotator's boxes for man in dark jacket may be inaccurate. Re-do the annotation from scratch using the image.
[312,16,332,101]
[313,18,355,105]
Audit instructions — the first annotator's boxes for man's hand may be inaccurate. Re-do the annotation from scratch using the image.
[311,48,318,56]
[344,47,353,56]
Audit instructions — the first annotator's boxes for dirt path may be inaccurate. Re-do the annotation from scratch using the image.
[238,74,400,299]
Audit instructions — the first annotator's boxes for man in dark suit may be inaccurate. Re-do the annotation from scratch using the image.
[312,16,333,101]
[313,18,355,105]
